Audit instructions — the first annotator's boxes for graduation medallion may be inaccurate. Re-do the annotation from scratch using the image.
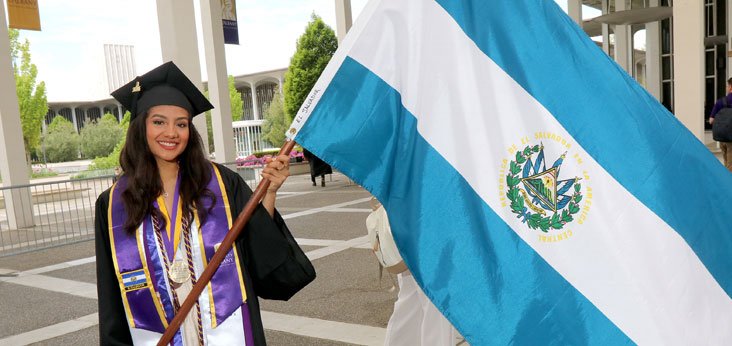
[168,259,191,284]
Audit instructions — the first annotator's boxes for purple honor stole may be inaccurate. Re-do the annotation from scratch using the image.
[197,165,251,330]
[109,165,252,341]
[108,177,169,333]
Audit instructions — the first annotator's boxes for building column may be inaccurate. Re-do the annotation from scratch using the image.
[156,0,210,154]
[200,0,236,163]
[71,106,79,133]
[117,105,123,121]
[278,76,284,94]
[251,82,260,120]
[673,0,704,141]
[0,4,33,229]
[335,0,353,43]
[645,0,661,100]
[601,0,610,54]
[98,106,104,117]
[567,0,582,25]
[615,0,631,73]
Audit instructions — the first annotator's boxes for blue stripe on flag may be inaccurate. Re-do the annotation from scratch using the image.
[434,0,732,296]
[122,270,145,280]
[125,278,146,286]
[295,57,632,345]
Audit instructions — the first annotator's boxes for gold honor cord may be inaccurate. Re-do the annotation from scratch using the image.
[157,140,297,346]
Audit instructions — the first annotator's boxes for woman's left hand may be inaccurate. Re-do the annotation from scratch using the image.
[262,154,291,193]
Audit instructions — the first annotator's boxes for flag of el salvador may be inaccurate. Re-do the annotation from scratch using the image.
[287,0,732,344]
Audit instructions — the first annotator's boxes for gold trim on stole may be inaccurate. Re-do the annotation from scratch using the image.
[107,183,169,329]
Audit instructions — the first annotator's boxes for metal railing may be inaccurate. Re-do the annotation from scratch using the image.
[0,164,262,257]
[0,175,114,257]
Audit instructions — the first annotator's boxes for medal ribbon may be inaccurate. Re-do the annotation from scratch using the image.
[152,212,205,344]
[158,173,183,263]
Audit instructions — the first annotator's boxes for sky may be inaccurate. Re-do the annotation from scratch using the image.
[5,0,593,102]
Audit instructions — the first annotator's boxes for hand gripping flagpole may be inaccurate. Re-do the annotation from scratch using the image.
[157,139,297,346]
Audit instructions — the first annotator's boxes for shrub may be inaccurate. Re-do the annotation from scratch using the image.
[80,114,123,159]
[44,116,80,163]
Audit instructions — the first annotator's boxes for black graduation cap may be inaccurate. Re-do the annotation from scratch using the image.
[111,61,213,121]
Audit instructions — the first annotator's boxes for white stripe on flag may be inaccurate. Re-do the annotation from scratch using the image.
[345,0,732,344]
[287,0,384,139]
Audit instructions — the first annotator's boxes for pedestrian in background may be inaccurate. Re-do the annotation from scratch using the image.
[303,148,332,187]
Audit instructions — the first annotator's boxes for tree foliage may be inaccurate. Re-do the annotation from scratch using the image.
[205,76,244,153]
[80,114,123,159]
[89,111,130,170]
[44,116,79,163]
[283,14,338,124]
[9,29,48,163]
[229,75,243,121]
[262,91,287,147]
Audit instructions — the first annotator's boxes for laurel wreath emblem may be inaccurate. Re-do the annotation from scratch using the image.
[506,145,583,232]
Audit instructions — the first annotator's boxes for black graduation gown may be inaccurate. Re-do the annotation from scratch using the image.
[95,163,313,345]
[302,149,332,181]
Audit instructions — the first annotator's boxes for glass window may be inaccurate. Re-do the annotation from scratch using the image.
[661,20,671,54]
[705,4,714,37]
[718,0,727,35]
[706,50,715,76]
[662,56,671,80]
[662,82,673,112]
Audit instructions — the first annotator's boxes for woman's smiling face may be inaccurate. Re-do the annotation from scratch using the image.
[145,105,190,165]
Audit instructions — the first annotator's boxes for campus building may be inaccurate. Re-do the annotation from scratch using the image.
[570,0,724,142]
[43,66,286,157]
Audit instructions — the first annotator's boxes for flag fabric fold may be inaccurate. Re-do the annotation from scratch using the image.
[287,0,732,344]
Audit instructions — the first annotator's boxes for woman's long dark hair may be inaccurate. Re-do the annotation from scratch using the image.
[119,112,214,233]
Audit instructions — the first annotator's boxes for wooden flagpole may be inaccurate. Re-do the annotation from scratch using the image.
[157,140,297,345]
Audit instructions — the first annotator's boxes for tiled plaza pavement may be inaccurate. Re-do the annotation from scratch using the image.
[0,172,402,345]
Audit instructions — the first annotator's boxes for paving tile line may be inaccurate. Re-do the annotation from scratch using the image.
[281,197,372,220]
[0,235,375,345]
[0,195,377,345]
[0,311,386,346]
[0,235,370,301]
[0,235,379,345]
[0,313,99,346]
[0,198,371,253]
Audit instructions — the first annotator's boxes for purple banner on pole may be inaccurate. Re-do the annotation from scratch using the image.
[222,0,238,45]
[223,19,238,45]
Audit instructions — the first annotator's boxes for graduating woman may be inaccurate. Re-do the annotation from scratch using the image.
[95,62,314,345]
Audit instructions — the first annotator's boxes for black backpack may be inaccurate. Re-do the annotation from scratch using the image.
[713,97,732,142]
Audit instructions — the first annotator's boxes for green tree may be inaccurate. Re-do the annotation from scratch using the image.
[262,91,287,147]
[229,75,244,122]
[283,14,338,124]
[89,111,130,170]
[9,29,48,165]
[205,75,243,152]
[44,116,80,163]
[80,114,123,159]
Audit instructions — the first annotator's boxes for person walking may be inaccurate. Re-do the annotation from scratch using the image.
[303,148,332,187]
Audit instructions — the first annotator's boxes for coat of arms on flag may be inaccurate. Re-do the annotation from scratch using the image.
[502,138,590,239]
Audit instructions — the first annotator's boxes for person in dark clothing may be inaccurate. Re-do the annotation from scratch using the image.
[709,77,732,172]
[302,149,332,187]
[95,61,314,345]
